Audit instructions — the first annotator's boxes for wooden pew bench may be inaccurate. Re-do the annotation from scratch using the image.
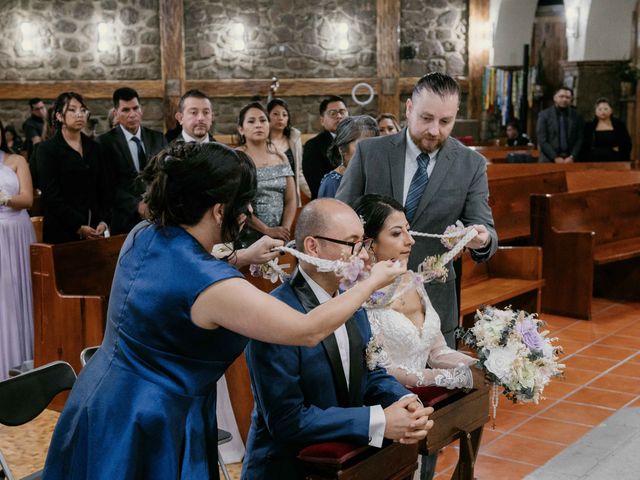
[30,236,126,374]
[470,145,539,163]
[459,247,544,326]
[531,183,640,319]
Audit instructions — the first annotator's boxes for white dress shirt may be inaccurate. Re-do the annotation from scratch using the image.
[120,125,145,172]
[181,130,211,143]
[298,266,386,447]
[402,129,438,205]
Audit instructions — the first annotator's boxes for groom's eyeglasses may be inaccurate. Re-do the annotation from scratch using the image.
[313,236,373,255]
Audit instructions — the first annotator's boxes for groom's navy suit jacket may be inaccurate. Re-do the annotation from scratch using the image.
[241,270,409,479]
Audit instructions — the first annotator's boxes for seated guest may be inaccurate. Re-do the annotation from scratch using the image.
[318,115,379,198]
[268,97,310,204]
[4,125,25,155]
[97,87,166,234]
[303,95,349,198]
[43,143,405,479]
[107,107,118,129]
[377,113,401,136]
[175,89,214,143]
[580,97,632,162]
[242,198,433,479]
[36,92,110,244]
[353,194,485,480]
[505,121,531,146]
[0,120,35,380]
[236,101,296,244]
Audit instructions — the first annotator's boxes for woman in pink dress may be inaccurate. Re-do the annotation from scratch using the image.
[0,120,36,380]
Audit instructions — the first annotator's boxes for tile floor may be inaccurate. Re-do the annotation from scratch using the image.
[1,298,638,480]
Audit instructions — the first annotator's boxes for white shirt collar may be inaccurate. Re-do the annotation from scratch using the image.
[299,266,334,305]
[120,124,141,141]
[181,130,210,143]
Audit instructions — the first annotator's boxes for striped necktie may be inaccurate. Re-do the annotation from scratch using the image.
[404,152,429,223]
[130,136,147,172]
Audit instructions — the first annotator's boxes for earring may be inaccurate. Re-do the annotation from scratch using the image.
[370,250,377,263]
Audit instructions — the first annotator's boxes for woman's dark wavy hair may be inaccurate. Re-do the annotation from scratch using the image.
[141,142,257,244]
[267,97,292,137]
[0,120,9,154]
[351,194,405,240]
[52,92,90,130]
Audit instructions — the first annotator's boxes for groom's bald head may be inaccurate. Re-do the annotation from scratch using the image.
[295,198,361,253]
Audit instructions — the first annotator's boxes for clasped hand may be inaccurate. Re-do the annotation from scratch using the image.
[383,395,434,444]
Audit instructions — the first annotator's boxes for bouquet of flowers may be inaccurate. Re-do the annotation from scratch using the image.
[457,306,564,405]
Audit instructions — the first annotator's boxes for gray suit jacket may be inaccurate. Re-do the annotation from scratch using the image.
[336,130,498,343]
[536,106,584,163]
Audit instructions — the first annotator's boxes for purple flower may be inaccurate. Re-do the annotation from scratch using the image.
[338,257,367,290]
[249,264,261,277]
[516,318,545,353]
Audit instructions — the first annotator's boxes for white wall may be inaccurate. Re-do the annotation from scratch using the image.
[489,0,538,66]
[566,0,635,61]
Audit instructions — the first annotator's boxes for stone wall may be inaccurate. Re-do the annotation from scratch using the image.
[0,0,161,80]
[0,98,164,138]
[400,0,468,77]
[184,0,377,79]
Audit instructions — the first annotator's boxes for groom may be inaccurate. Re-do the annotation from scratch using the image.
[242,198,433,479]
[336,72,498,347]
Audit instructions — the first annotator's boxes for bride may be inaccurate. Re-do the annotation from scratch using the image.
[352,194,484,480]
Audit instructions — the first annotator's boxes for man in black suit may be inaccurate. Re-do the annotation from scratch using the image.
[536,86,584,163]
[98,87,166,234]
[302,95,349,198]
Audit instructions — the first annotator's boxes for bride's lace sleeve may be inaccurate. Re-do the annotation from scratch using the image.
[427,330,476,369]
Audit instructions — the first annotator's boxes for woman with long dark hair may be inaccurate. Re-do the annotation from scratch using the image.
[267,97,310,204]
[0,120,35,380]
[236,101,296,244]
[580,97,632,162]
[36,92,110,243]
[43,142,404,479]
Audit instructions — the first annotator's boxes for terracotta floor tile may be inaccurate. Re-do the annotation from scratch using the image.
[474,454,538,479]
[482,434,565,466]
[561,368,600,385]
[540,379,579,399]
[610,361,640,378]
[478,428,502,447]
[542,316,579,329]
[539,401,615,426]
[589,373,640,395]
[511,417,591,445]
[433,442,459,472]
[566,387,636,409]
[556,339,590,356]
[558,325,602,342]
[597,335,640,350]
[487,409,531,433]
[578,344,637,361]
[631,398,640,408]
[563,355,619,372]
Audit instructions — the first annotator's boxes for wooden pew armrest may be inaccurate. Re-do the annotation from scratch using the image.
[487,246,543,280]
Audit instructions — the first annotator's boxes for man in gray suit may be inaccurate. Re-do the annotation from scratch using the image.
[536,86,584,163]
[336,72,497,347]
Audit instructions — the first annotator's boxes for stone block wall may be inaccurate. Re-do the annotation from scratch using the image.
[400,0,467,77]
[0,0,161,80]
[184,0,377,79]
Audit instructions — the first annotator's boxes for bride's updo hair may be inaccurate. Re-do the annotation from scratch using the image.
[142,141,257,243]
[351,194,405,240]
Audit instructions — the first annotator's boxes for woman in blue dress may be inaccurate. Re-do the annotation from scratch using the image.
[43,142,404,480]
[318,115,379,198]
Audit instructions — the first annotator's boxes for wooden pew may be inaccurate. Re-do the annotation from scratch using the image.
[30,236,126,374]
[487,162,638,243]
[460,247,544,326]
[470,145,539,163]
[531,184,640,319]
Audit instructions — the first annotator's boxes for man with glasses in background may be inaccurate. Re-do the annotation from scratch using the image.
[302,95,349,198]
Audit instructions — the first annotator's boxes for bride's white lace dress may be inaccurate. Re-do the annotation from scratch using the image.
[366,274,475,389]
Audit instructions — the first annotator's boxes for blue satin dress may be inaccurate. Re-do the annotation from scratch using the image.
[43,224,247,479]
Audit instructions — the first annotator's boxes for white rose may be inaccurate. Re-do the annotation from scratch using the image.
[484,347,517,383]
